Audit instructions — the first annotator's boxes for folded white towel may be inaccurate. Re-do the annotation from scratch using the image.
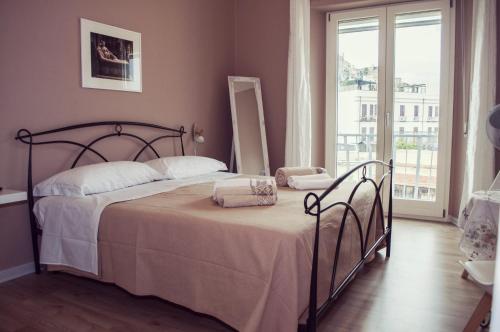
[212,178,256,200]
[287,173,335,190]
[213,178,277,207]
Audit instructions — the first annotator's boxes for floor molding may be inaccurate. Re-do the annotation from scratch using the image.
[0,262,35,283]
[448,215,459,226]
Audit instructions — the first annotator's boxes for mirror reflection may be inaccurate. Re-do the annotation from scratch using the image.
[228,77,270,176]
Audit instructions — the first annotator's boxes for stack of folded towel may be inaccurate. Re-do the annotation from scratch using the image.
[275,166,335,190]
[213,178,277,208]
[275,166,327,186]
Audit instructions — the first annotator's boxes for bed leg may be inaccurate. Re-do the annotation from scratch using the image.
[386,159,393,259]
[386,232,392,258]
[30,226,41,274]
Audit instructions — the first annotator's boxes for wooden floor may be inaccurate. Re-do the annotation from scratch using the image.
[0,220,487,332]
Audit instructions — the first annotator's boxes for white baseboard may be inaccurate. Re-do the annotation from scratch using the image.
[393,213,450,223]
[448,215,459,226]
[0,262,35,283]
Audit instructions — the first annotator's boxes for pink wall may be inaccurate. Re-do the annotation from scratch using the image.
[234,0,289,172]
[0,0,235,270]
[310,9,327,166]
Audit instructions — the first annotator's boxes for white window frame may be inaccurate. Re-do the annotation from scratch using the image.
[325,7,387,178]
[325,0,455,220]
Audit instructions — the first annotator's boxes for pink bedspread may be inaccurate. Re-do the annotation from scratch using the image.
[49,178,382,332]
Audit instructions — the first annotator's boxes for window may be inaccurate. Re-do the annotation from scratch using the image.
[418,187,429,200]
[394,184,404,198]
[361,127,367,140]
[327,2,453,217]
[428,106,433,118]
[435,106,439,117]
[405,185,415,198]
[369,127,375,142]
[361,104,367,118]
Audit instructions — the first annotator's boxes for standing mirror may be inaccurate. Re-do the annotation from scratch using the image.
[228,76,270,176]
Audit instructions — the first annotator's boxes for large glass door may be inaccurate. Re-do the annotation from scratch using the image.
[325,7,387,181]
[326,1,453,219]
[386,1,453,218]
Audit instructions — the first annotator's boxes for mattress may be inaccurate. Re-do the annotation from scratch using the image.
[48,177,382,332]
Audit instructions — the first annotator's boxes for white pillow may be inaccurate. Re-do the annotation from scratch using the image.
[34,161,162,197]
[145,156,228,179]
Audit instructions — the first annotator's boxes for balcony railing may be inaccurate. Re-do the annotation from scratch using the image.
[336,133,438,201]
[360,116,377,122]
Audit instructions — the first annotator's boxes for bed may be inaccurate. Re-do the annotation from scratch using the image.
[16,121,393,332]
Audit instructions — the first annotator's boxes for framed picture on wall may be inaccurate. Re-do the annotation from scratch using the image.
[80,18,142,92]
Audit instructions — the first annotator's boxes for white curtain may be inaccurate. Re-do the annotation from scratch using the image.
[459,0,497,220]
[285,0,311,167]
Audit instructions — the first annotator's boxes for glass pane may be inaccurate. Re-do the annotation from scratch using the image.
[336,17,379,179]
[392,10,441,201]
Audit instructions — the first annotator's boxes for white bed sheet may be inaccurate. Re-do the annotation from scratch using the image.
[34,172,236,274]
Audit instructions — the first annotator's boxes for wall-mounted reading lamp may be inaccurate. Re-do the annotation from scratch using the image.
[192,123,204,155]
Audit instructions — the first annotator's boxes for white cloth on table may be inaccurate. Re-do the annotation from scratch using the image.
[459,190,500,260]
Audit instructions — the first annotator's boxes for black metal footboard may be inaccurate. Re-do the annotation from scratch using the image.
[299,159,393,332]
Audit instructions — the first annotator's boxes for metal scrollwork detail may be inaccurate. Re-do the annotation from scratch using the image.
[115,124,123,136]
[361,165,367,181]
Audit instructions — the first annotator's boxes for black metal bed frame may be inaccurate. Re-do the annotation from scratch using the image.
[15,121,392,332]
[299,159,393,332]
[15,121,187,274]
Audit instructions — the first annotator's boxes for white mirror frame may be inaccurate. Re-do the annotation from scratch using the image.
[228,76,270,176]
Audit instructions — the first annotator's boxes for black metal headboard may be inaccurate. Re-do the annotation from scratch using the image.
[15,121,187,274]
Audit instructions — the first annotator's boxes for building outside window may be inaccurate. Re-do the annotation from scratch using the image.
[418,187,429,200]
[361,104,367,119]
[335,55,441,202]
[394,184,404,198]
[405,185,415,198]
[361,127,367,141]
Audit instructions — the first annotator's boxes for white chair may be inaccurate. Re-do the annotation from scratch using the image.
[462,260,495,331]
